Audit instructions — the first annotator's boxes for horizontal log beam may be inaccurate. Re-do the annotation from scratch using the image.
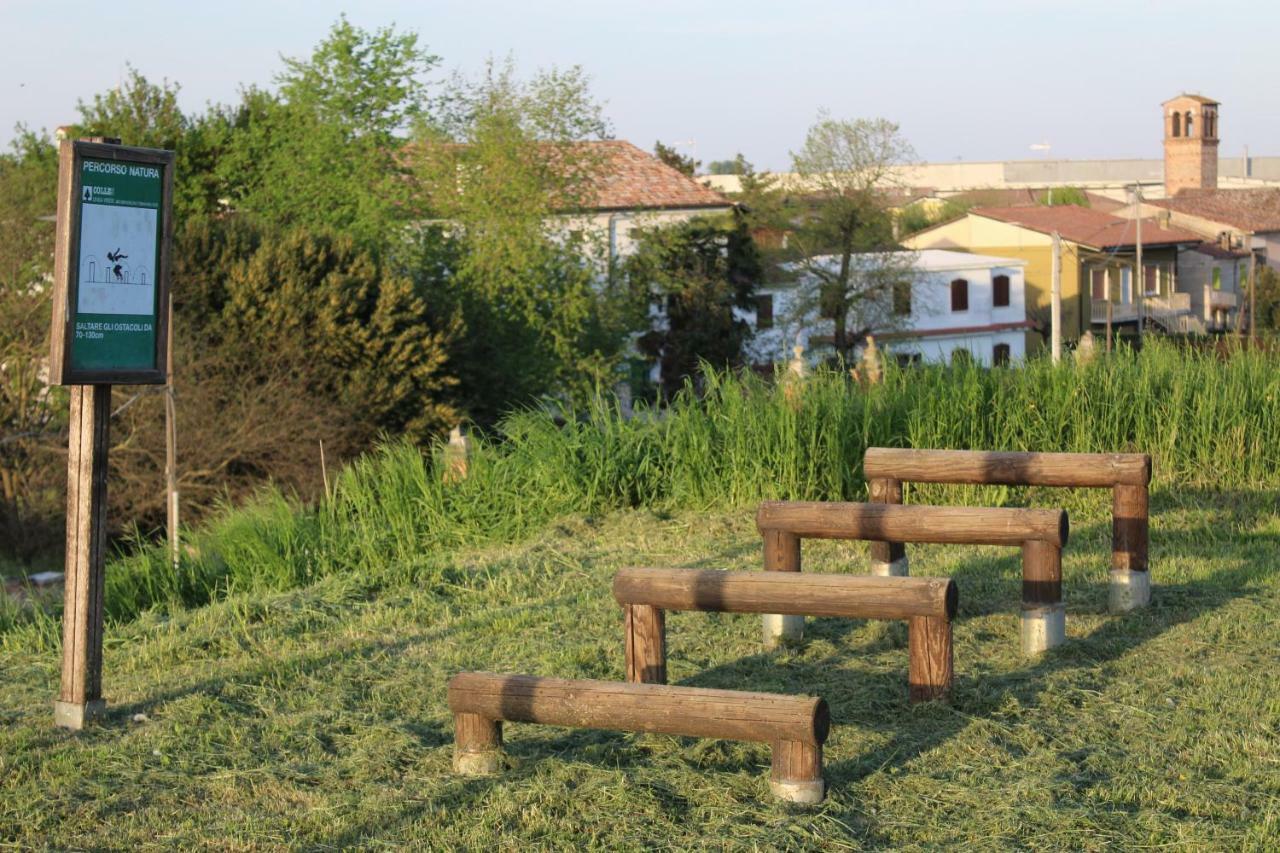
[863,448,1151,488]
[756,501,1067,548]
[613,567,956,621]
[448,672,829,746]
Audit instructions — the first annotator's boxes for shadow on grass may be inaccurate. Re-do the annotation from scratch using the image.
[98,490,1280,843]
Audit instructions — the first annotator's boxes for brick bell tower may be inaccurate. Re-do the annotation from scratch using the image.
[1163,93,1219,196]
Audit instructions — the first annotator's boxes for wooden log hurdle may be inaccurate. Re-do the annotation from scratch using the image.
[863,448,1151,613]
[756,501,1068,656]
[613,567,957,702]
[448,672,831,804]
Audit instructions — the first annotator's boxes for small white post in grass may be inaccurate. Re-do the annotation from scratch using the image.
[1109,569,1151,612]
[762,613,805,648]
[1020,604,1066,656]
[869,555,910,577]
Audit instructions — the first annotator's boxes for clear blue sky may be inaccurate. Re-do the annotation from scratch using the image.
[4,0,1276,170]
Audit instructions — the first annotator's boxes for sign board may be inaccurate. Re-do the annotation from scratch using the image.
[50,140,174,385]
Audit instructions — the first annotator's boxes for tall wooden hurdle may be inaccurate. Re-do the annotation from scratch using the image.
[863,448,1151,613]
[756,502,1068,656]
[448,672,831,804]
[613,567,957,702]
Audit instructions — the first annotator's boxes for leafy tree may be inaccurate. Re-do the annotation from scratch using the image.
[783,113,917,361]
[0,130,58,287]
[1039,186,1089,207]
[0,132,65,561]
[654,140,699,177]
[623,213,760,398]
[896,197,974,238]
[1253,264,1280,333]
[411,61,626,422]
[218,17,438,248]
[707,154,751,176]
[74,67,233,221]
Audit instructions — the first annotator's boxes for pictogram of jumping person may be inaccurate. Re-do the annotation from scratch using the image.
[106,248,128,282]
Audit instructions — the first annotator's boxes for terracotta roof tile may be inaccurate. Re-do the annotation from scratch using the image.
[972,205,1201,249]
[407,139,731,214]
[1151,188,1280,233]
[574,140,731,211]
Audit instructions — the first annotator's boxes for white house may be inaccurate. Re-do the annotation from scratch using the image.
[746,249,1031,368]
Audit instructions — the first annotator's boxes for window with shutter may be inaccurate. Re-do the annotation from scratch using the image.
[755,294,774,329]
[950,278,969,312]
[893,280,912,316]
[993,274,1010,307]
[993,343,1011,366]
[1090,269,1106,300]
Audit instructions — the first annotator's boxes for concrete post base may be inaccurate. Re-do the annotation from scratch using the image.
[54,699,106,731]
[769,778,825,805]
[453,749,503,776]
[1020,604,1066,656]
[870,556,910,577]
[1109,569,1151,613]
[763,614,805,649]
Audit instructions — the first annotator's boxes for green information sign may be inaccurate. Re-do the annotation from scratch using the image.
[51,140,173,385]
[71,158,163,371]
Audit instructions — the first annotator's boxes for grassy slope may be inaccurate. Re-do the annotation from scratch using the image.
[2,486,1279,849]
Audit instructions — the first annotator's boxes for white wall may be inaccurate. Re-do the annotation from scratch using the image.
[551,207,735,271]
[744,254,1029,368]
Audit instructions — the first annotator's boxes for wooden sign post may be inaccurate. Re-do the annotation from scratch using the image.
[49,138,174,729]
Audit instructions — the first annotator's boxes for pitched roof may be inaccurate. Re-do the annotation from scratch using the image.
[1162,93,1219,106]
[408,139,731,214]
[1192,241,1248,260]
[971,205,1201,249]
[1150,188,1280,233]
[577,141,732,212]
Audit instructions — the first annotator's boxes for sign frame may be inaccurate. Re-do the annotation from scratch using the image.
[49,139,175,385]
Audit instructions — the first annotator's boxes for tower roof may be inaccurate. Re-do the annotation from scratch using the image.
[1162,93,1219,106]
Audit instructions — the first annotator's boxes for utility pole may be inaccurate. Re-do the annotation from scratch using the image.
[1106,289,1113,354]
[1133,183,1144,339]
[1248,237,1258,346]
[1051,230,1062,362]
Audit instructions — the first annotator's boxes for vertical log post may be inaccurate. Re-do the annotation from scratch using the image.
[55,385,111,729]
[761,529,803,648]
[770,740,825,804]
[624,603,666,684]
[907,615,953,702]
[867,477,909,576]
[1110,483,1150,612]
[1020,539,1065,655]
[453,712,503,775]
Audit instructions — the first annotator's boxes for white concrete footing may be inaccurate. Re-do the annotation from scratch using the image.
[870,557,910,577]
[453,749,503,776]
[769,778,825,805]
[763,614,805,648]
[1109,569,1151,613]
[1020,604,1066,656]
[54,699,105,731]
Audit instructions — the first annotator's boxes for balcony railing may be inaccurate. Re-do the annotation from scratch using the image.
[1091,293,1194,330]
[1209,290,1238,311]
[1091,300,1138,323]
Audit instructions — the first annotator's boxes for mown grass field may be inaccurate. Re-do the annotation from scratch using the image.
[3,483,1278,849]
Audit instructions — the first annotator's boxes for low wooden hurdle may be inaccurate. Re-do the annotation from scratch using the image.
[448,672,831,804]
[613,567,957,702]
[863,448,1151,613]
[756,501,1068,656]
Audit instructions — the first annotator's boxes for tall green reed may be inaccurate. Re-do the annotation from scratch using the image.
[5,340,1277,643]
